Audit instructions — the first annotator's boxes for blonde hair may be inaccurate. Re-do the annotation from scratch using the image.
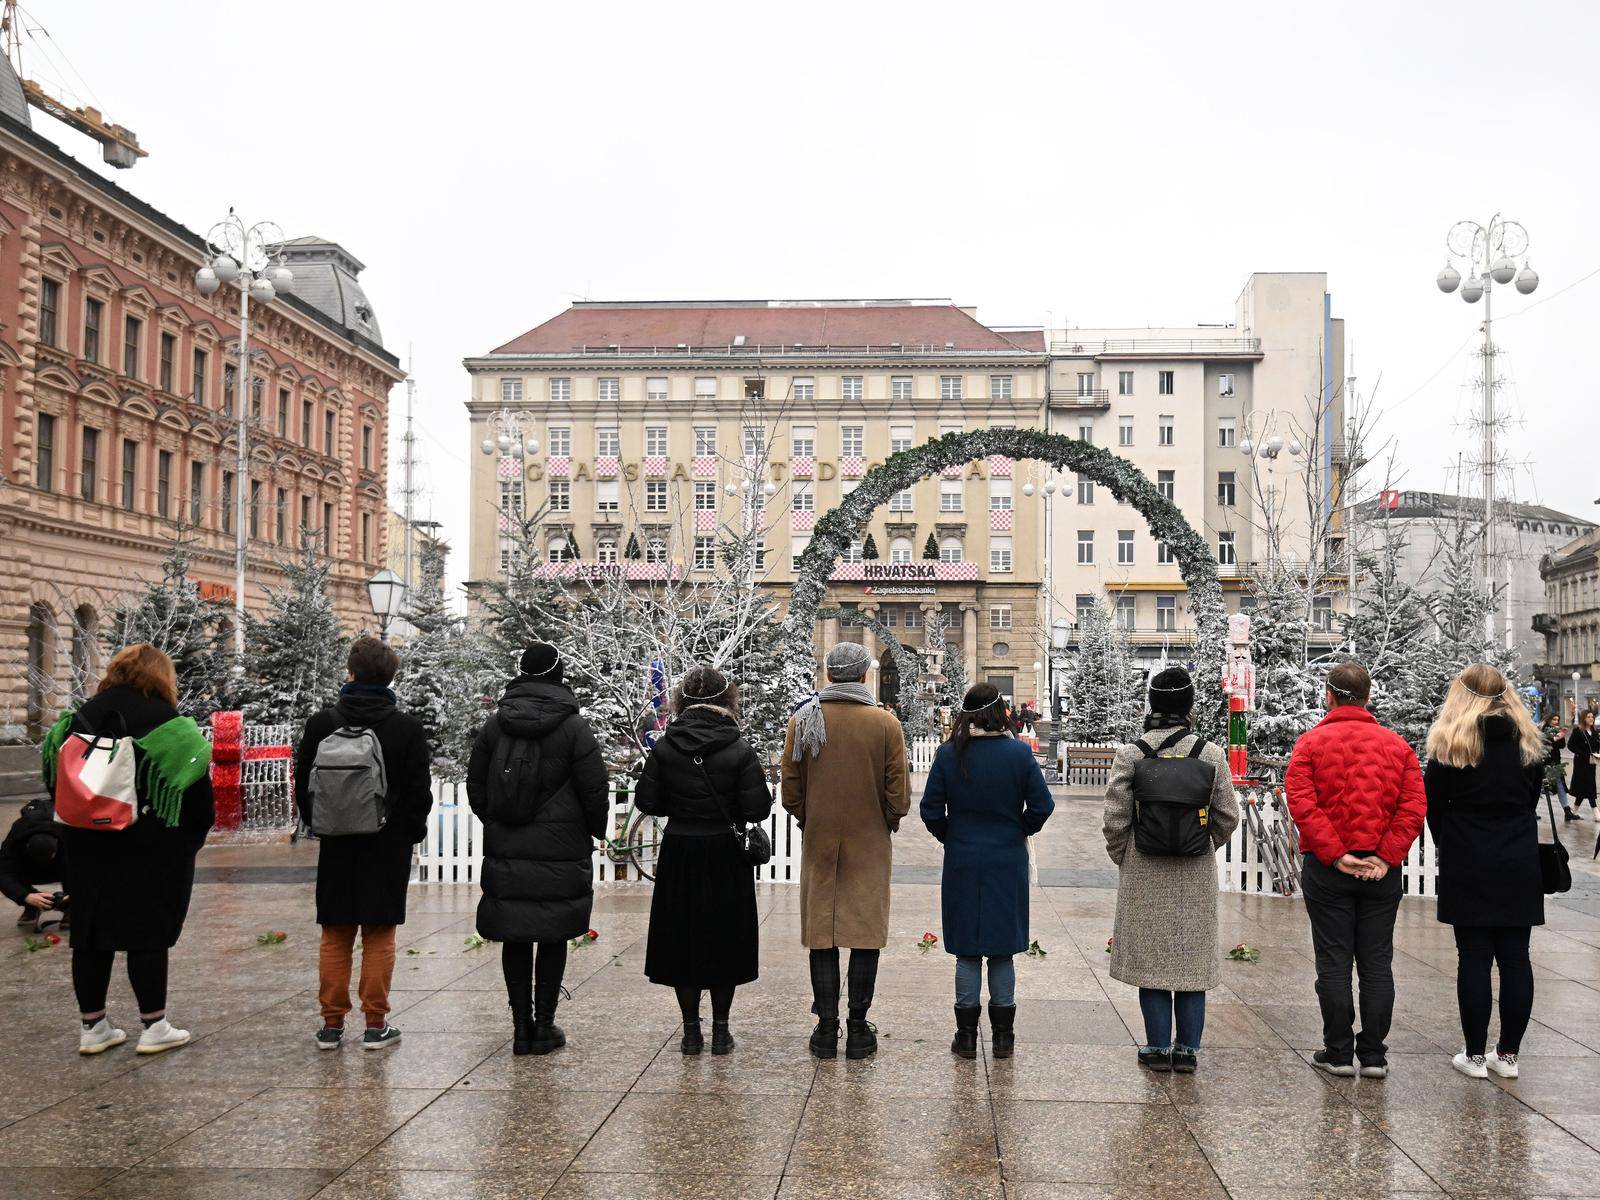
[1425,663,1543,768]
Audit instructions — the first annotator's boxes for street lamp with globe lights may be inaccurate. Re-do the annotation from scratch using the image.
[366,568,409,641]
[477,410,541,563]
[1434,213,1540,620]
[194,211,293,661]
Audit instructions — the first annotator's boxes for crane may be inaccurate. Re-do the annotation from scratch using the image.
[2,0,145,168]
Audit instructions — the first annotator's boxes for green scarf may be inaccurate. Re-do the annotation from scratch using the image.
[40,708,212,829]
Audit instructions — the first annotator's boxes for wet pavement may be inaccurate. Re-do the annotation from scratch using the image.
[7,786,1600,1199]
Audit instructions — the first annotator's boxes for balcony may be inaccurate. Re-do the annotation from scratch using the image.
[1047,388,1111,410]
[1049,336,1263,358]
[1534,612,1558,636]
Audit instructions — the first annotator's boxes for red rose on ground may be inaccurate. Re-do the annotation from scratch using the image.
[44,932,60,945]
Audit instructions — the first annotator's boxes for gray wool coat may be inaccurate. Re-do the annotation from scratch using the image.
[1103,725,1240,992]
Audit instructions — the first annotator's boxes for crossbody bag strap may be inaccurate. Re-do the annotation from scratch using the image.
[1547,791,1564,850]
[691,754,744,836]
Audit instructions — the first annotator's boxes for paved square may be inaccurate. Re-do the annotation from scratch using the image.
[7,787,1600,1199]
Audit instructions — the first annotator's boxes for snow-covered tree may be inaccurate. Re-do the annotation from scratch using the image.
[474,510,570,682]
[1248,561,1324,759]
[393,536,491,780]
[935,609,968,710]
[104,523,232,716]
[1340,523,1435,746]
[238,533,347,739]
[1057,597,1141,743]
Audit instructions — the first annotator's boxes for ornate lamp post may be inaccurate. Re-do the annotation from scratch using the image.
[194,211,293,660]
[366,568,408,641]
[1434,214,1539,614]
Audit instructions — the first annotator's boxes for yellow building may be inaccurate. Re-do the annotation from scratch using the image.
[463,300,1050,704]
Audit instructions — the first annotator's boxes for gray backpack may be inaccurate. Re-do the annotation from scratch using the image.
[308,725,389,836]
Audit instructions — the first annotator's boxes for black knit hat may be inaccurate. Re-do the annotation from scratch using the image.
[1148,666,1194,716]
[519,642,563,683]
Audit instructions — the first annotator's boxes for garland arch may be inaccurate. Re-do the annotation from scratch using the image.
[779,428,1229,737]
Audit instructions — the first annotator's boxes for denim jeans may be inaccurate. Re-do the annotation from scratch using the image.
[955,955,1016,1007]
[1138,988,1206,1051]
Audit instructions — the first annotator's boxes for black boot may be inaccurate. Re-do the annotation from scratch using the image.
[527,982,566,1055]
[846,1017,878,1060]
[711,1021,735,1056]
[989,1004,1017,1060]
[510,999,535,1056]
[809,1018,840,1060]
[680,1019,704,1055]
[951,1006,980,1060]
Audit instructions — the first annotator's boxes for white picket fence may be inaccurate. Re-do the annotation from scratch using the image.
[1217,784,1438,898]
[415,779,805,886]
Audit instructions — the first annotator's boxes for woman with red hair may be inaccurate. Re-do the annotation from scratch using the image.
[40,643,214,1056]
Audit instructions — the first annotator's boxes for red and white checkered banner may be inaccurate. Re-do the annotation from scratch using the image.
[791,456,814,478]
[791,510,816,532]
[693,456,718,478]
[594,455,620,478]
[840,455,866,478]
[830,561,980,582]
[496,455,520,480]
[546,456,570,479]
[695,510,718,532]
[988,455,1013,478]
[989,507,1014,531]
[943,463,964,478]
[534,561,684,581]
[643,456,669,477]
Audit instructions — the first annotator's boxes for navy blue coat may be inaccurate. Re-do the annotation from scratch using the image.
[920,735,1055,956]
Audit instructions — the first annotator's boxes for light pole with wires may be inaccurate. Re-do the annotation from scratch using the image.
[194,211,294,660]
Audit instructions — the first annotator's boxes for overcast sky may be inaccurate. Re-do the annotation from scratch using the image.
[28,0,1597,581]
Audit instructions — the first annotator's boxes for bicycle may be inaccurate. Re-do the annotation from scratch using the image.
[596,791,666,880]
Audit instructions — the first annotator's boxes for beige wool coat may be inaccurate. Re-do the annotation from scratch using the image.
[1103,726,1240,992]
[781,701,911,950]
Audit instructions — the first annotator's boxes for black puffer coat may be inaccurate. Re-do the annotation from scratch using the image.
[1425,715,1545,927]
[55,686,214,952]
[465,678,609,942]
[634,705,772,835]
[0,796,65,905]
[295,684,434,928]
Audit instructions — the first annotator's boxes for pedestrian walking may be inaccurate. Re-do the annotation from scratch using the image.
[1542,713,1572,819]
[782,641,911,1061]
[295,636,434,1052]
[40,644,214,1055]
[1102,667,1240,1074]
[920,683,1054,1060]
[636,665,772,1055]
[1285,660,1426,1080]
[1424,664,1545,1080]
[0,796,68,933]
[466,642,609,1055]
[1567,710,1598,817]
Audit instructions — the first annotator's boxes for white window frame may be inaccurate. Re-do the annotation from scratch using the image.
[694,426,717,455]
[1118,416,1134,447]
[841,425,864,456]
[694,377,716,402]
[1158,370,1175,395]
[990,375,1013,400]
[1219,372,1235,397]
[1115,594,1136,630]
[1117,530,1135,565]
[596,479,619,513]
[646,537,668,565]
[1118,370,1134,396]
[1077,372,1095,396]
[889,425,913,454]
[1077,420,1093,444]
[889,537,913,565]
[548,427,571,457]
[1159,415,1175,447]
[939,375,963,401]
[1157,470,1175,501]
[548,479,570,512]
[645,480,669,512]
[1077,477,1094,505]
[990,605,1012,631]
[990,536,1013,573]
[1217,531,1237,565]
[891,376,913,401]
[694,481,717,511]
[793,482,814,512]
[841,376,863,401]
[1217,417,1237,449]
[791,376,815,402]
[791,425,816,458]
[1157,540,1174,564]
[596,427,620,456]
[646,376,668,402]
[597,539,618,565]
[889,488,913,512]
[940,478,964,512]
[1156,595,1177,632]
[742,425,765,456]
[1077,530,1094,564]
[939,537,963,564]
[500,378,523,403]
[549,378,571,403]
[693,536,716,570]
[989,478,1013,510]
[598,378,620,403]
[1218,471,1237,506]
[646,426,668,455]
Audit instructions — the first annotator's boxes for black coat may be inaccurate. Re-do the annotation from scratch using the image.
[1425,716,1545,928]
[465,678,609,943]
[634,705,773,836]
[54,686,214,952]
[0,796,65,906]
[1568,726,1598,801]
[295,685,433,928]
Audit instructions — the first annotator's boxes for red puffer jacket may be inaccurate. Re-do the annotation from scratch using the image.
[1284,706,1426,867]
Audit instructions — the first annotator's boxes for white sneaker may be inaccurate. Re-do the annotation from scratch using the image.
[1453,1050,1489,1079]
[78,1018,126,1055]
[136,1018,191,1055]
[1488,1050,1519,1078]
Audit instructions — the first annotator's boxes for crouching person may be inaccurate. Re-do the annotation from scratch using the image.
[296,636,434,1051]
[0,796,69,933]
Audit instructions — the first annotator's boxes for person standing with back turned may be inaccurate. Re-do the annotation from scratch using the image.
[296,636,434,1052]
[467,642,609,1055]
[783,642,910,1062]
[1424,664,1545,1080]
[1285,661,1426,1081]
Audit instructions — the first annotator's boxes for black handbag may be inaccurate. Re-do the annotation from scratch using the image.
[693,755,773,867]
[1542,792,1572,894]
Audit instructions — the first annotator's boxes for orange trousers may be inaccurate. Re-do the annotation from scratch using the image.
[318,923,397,1025]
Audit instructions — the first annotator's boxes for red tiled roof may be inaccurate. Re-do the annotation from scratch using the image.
[489,303,1035,355]
[996,328,1046,351]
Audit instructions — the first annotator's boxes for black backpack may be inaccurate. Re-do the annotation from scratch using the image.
[485,718,547,826]
[1131,729,1216,858]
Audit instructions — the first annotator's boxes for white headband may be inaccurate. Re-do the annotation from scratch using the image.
[525,647,561,677]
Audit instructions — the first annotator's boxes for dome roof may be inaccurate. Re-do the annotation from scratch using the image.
[0,56,33,129]
[278,237,381,343]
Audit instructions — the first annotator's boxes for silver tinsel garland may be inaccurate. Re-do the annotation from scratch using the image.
[780,428,1229,740]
